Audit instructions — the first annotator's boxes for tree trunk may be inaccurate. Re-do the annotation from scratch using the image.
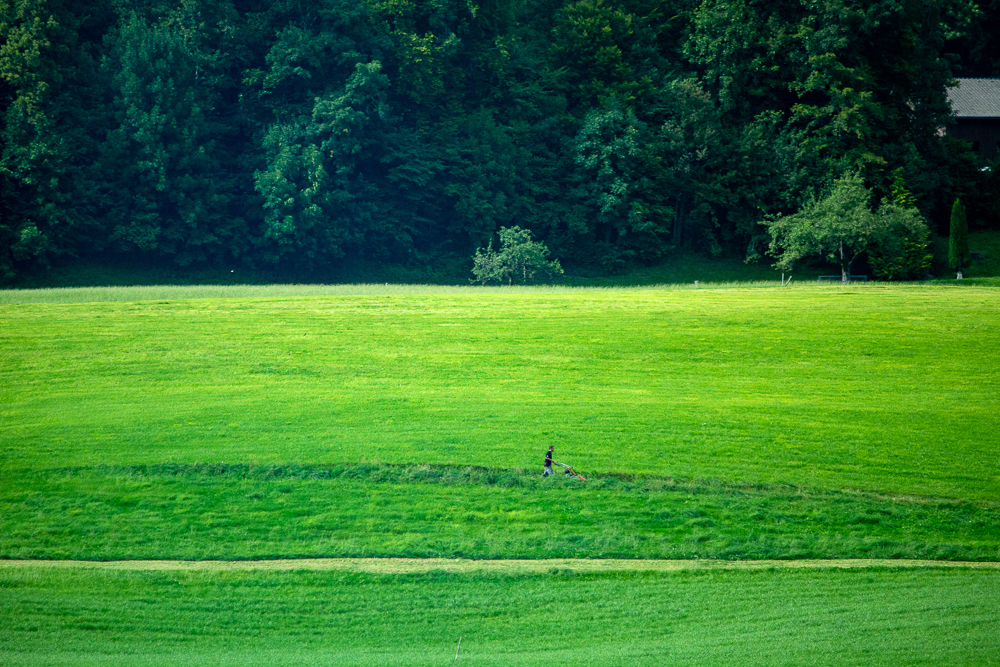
[673,194,686,247]
[840,241,849,283]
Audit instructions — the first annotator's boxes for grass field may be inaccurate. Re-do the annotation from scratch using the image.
[2,285,998,496]
[2,463,998,561]
[2,565,999,666]
[1,282,998,664]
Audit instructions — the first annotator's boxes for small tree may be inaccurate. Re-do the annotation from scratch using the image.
[470,241,505,284]
[868,170,932,280]
[867,207,933,280]
[949,198,970,279]
[471,226,564,285]
[766,173,928,283]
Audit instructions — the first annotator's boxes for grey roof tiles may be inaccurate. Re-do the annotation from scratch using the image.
[948,78,1000,118]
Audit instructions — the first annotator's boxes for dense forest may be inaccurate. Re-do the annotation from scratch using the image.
[2,0,999,282]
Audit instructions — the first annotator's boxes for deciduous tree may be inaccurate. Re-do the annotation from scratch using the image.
[868,169,932,280]
[471,225,563,284]
[767,172,929,282]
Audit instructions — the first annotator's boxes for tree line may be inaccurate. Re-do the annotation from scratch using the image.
[2,0,999,282]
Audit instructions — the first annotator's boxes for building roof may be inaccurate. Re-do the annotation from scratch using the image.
[948,78,1000,118]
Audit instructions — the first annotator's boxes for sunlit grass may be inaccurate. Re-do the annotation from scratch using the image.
[2,284,997,665]
[0,281,798,305]
[3,285,998,499]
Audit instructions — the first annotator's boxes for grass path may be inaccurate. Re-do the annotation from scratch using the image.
[3,557,999,573]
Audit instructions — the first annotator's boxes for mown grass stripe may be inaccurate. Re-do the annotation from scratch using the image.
[4,563,999,666]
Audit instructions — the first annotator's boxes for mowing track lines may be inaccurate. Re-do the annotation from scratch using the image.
[2,558,998,573]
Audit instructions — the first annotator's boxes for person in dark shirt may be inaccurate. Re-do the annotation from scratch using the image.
[543,445,554,477]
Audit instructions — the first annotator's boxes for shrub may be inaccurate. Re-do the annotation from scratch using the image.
[471,226,564,285]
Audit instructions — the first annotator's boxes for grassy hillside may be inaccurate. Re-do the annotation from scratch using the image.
[3,249,788,289]
[937,230,1000,279]
[3,283,998,665]
[2,284,998,562]
[6,229,1000,292]
[2,286,998,499]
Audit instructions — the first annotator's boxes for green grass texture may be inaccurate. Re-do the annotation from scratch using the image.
[2,285,998,499]
[2,565,998,666]
[2,464,997,561]
[2,285,998,665]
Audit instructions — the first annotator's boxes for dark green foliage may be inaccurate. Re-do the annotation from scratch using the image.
[868,234,934,281]
[868,170,933,280]
[0,0,993,283]
[102,6,247,263]
[949,197,970,276]
[0,0,110,278]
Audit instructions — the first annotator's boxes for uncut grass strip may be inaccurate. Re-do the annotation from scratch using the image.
[41,462,1000,506]
[4,465,999,562]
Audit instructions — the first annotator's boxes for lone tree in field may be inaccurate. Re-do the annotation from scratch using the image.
[949,198,970,279]
[472,226,564,285]
[766,173,929,283]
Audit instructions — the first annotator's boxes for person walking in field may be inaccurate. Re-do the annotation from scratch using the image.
[543,445,554,477]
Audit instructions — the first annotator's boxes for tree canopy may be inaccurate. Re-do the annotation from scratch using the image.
[766,173,931,283]
[949,197,970,277]
[471,225,564,284]
[1,0,997,282]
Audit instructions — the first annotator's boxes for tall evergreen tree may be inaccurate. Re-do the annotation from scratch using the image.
[949,197,970,278]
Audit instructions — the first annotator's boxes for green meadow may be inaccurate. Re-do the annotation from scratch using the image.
[2,463,998,561]
[2,565,999,666]
[2,284,999,557]
[1,283,999,664]
[3,285,999,495]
